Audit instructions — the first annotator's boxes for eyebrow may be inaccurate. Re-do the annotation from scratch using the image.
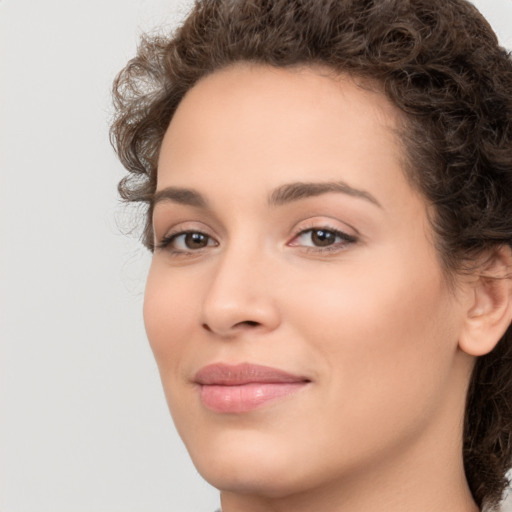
[269,181,382,208]
[153,187,208,208]
[152,180,382,210]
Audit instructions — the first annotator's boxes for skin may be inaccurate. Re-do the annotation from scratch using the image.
[144,64,485,512]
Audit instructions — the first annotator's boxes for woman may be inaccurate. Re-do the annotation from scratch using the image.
[110,1,512,511]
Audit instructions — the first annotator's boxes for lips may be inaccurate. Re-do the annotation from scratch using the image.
[194,363,310,413]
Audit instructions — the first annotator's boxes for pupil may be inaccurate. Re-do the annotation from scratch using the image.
[312,229,335,247]
[185,232,208,249]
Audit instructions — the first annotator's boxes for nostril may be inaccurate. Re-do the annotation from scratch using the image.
[201,319,262,335]
[237,320,260,328]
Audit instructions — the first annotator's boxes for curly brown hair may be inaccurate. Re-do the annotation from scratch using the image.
[110,0,512,508]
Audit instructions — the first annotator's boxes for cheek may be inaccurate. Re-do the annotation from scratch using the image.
[282,251,460,419]
[143,263,197,373]
[287,251,454,344]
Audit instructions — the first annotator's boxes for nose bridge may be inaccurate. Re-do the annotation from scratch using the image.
[201,232,279,335]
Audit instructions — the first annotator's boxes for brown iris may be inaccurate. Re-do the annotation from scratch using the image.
[311,229,337,247]
[184,232,209,249]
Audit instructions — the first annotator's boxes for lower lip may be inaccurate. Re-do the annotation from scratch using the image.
[199,382,307,413]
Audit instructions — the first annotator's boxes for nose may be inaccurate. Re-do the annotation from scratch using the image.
[200,244,281,338]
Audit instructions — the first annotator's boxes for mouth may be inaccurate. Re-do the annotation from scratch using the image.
[194,363,311,413]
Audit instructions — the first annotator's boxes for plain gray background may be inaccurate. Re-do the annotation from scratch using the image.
[1,1,512,511]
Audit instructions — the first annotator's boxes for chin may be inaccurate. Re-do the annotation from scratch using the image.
[182,427,314,498]
[196,458,305,499]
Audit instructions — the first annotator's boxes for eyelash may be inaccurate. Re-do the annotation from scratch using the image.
[290,227,357,252]
[156,226,357,256]
[157,230,218,253]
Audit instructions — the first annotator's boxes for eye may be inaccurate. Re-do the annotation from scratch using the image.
[290,227,357,250]
[158,230,218,253]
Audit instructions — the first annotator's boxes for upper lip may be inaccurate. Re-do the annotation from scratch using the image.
[194,363,310,386]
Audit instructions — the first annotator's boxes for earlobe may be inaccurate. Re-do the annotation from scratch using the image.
[458,246,512,357]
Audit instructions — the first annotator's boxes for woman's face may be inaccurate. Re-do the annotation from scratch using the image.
[144,64,473,499]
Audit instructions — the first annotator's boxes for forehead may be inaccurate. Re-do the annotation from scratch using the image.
[157,63,411,210]
[162,64,401,151]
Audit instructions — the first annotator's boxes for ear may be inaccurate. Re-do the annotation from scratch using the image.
[458,246,512,356]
